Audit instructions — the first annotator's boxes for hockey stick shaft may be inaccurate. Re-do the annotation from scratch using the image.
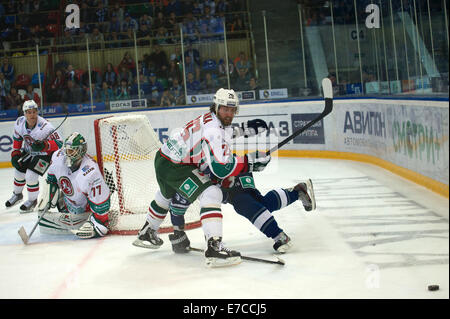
[189,247,285,265]
[266,78,333,156]
[18,205,49,244]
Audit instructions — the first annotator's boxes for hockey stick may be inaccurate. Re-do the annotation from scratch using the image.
[189,247,285,266]
[266,78,333,156]
[18,205,49,245]
[18,110,69,164]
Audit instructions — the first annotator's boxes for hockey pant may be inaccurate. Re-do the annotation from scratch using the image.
[12,154,52,202]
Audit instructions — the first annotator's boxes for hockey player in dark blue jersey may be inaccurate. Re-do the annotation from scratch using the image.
[168,172,316,254]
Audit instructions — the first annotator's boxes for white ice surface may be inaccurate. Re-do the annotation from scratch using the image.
[0,158,448,299]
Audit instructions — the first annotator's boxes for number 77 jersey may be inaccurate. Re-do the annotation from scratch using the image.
[160,112,246,179]
[47,149,111,216]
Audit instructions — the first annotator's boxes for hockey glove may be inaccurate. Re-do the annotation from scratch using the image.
[246,151,271,172]
[246,119,268,135]
[235,119,269,138]
[11,150,23,170]
[31,140,50,152]
[169,230,191,254]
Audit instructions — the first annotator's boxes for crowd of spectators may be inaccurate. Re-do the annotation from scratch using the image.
[41,44,257,107]
[1,0,257,110]
[1,0,249,52]
[297,0,445,26]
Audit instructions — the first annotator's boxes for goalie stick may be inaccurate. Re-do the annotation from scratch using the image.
[189,247,285,266]
[18,110,69,164]
[18,205,50,245]
[266,78,333,156]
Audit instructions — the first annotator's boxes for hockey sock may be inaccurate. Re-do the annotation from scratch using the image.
[13,171,26,194]
[147,200,168,230]
[262,188,298,212]
[200,207,223,240]
[169,192,190,230]
[170,212,186,230]
[25,170,40,201]
[13,177,26,194]
[26,182,40,201]
[249,207,283,239]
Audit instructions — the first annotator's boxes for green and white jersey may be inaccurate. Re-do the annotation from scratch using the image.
[47,149,110,215]
[160,112,245,179]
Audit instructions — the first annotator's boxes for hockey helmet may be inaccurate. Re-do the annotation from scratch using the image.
[213,88,239,114]
[64,132,87,171]
[22,100,38,113]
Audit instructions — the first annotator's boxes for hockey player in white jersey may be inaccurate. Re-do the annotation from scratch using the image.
[133,88,271,267]
[38,132,110,239]
[5,100,63,213]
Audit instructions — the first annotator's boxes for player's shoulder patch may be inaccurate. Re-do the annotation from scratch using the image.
[81,164,95,177]
[37,117,48,130]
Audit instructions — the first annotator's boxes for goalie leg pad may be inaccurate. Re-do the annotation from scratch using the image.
[37,179,60,211]
[39,211,90,235]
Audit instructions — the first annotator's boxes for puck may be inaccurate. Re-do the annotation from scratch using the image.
[428,285,439,291]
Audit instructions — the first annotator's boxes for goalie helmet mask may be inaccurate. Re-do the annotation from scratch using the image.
[22,100,38,112]
[213,88,239,115]
[64,132,87,172]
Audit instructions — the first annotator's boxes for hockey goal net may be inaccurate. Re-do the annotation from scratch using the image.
[94,114,201,235]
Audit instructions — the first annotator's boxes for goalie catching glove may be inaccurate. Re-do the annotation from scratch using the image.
[245,151,271,172]
[233,119,268,138]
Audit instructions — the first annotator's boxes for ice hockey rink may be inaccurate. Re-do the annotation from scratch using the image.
[0,157,448,299]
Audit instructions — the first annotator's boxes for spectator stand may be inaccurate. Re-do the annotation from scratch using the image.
[1,0,253,118]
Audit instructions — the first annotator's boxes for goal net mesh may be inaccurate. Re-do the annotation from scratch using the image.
[94,114,201,234]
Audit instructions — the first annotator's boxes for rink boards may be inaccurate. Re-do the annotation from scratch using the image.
[0,97,448,197]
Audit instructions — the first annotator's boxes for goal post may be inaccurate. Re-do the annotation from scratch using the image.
[94,114,201,235]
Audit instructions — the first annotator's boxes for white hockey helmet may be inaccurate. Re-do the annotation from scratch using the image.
[22,100,38,112]
[213,88,239,114]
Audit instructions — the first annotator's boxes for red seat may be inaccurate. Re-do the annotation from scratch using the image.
[14,74,31,89]
[74,69,84,81]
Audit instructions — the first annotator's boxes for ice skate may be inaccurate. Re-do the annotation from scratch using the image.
[205,237,241,268]
[19,199,37,214]
[5,193,23,208]
[273,232,292,253]
[132,221,163,249]
[292,179,316,211]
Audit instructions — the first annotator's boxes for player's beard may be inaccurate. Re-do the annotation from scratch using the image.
[217,113,233,127]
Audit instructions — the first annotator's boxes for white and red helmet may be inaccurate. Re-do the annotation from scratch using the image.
[213,88,239,114]
[22,100,38,112]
